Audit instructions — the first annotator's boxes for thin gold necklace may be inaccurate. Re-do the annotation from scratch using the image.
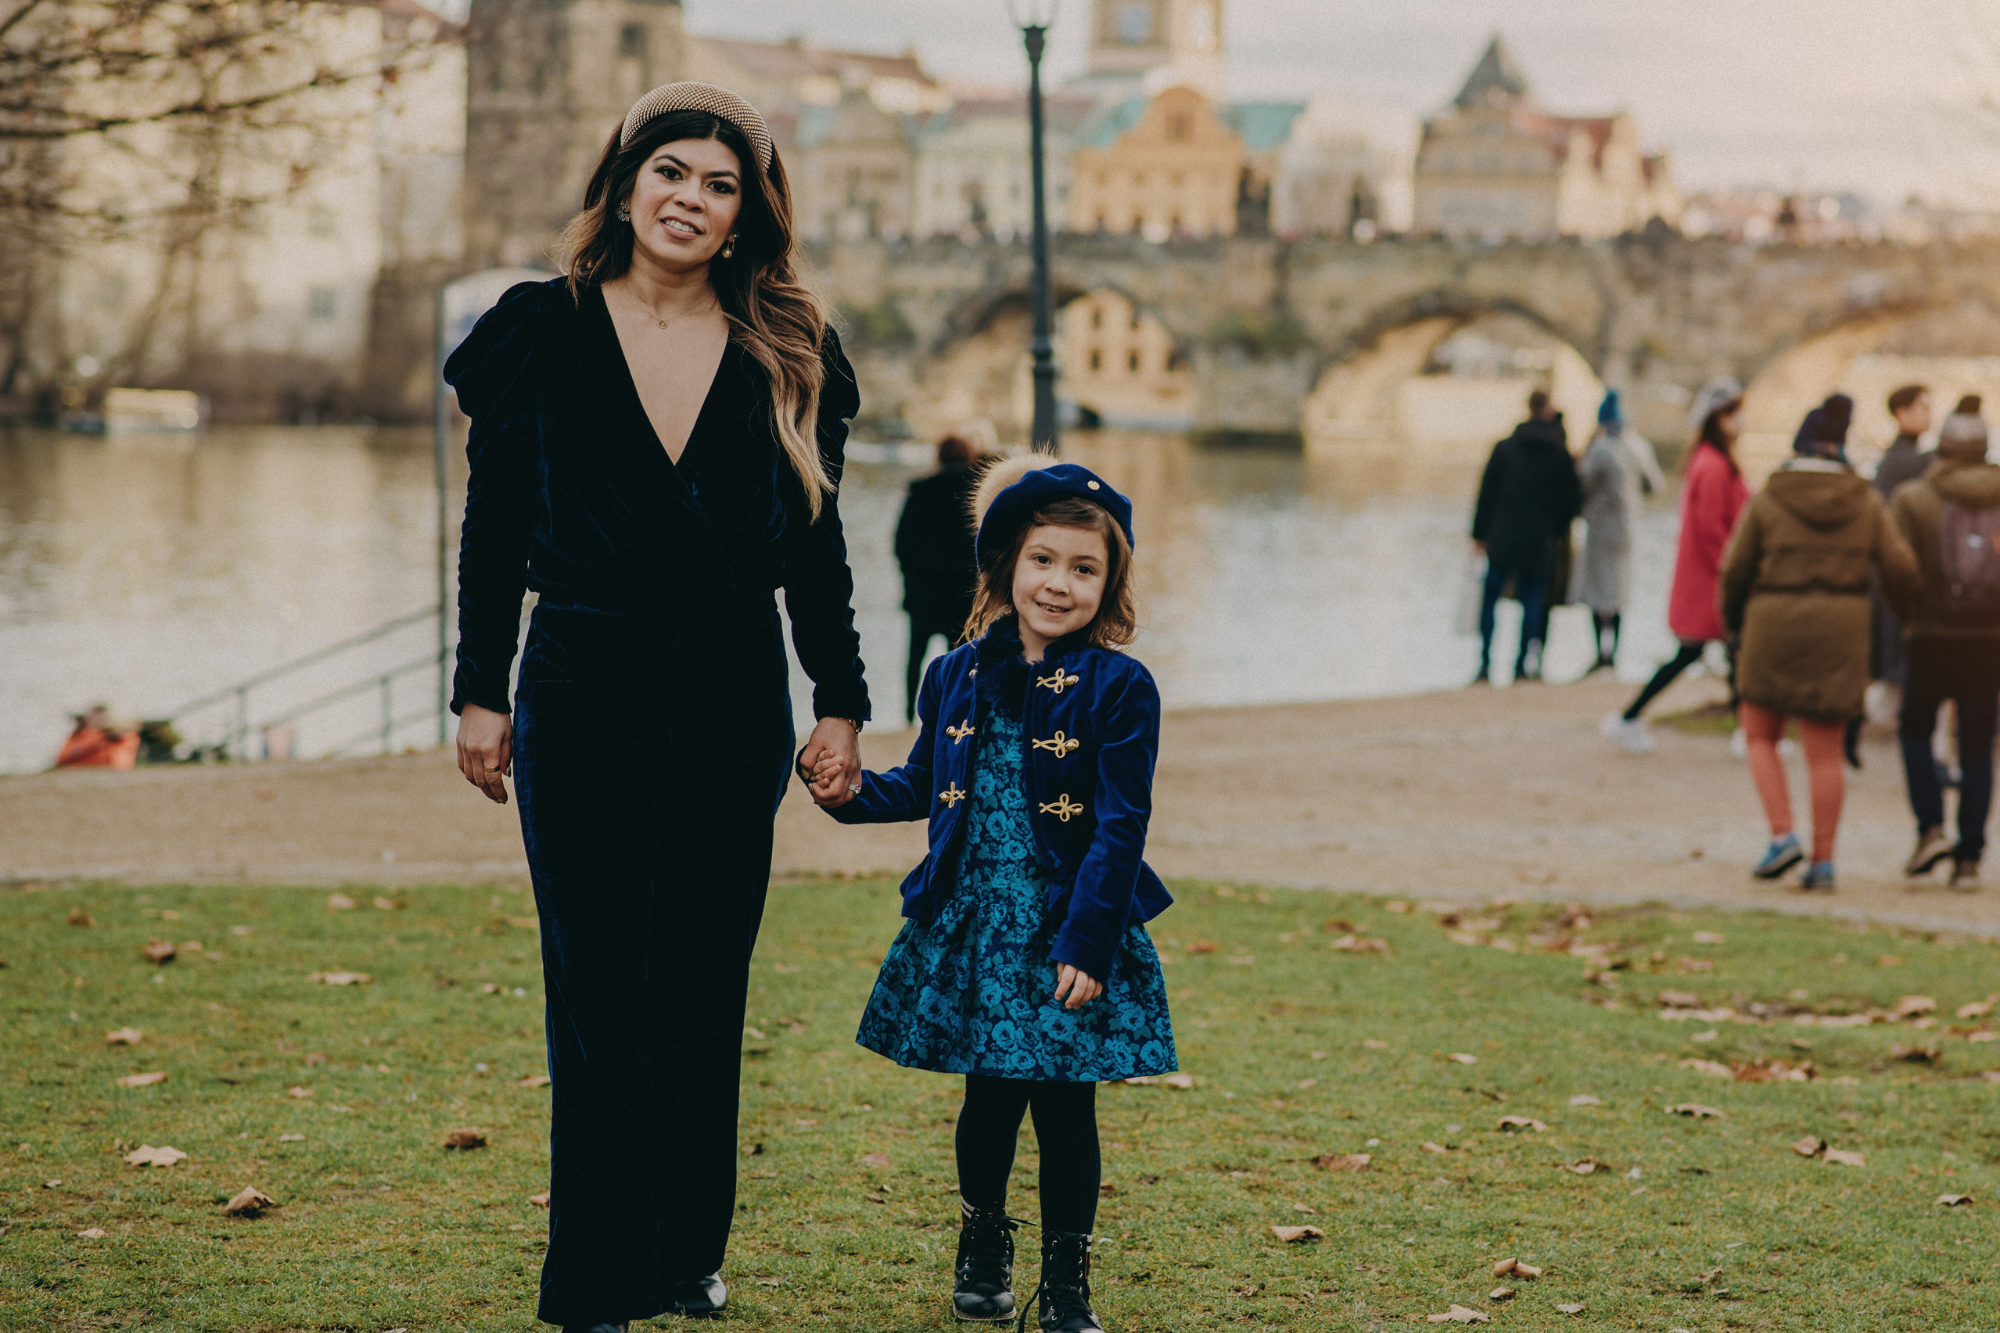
[618,284,717,332]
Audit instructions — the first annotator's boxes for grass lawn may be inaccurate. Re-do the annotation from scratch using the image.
[5,877,2000,1331]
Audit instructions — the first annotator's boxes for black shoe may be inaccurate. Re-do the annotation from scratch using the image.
[952,1200,1020,1322]
[666,1273,727,1318]
[562,1324,625,1333]
[1021,1229,1104,1333]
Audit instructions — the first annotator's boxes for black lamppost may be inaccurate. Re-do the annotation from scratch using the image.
[1011,0,1059,454]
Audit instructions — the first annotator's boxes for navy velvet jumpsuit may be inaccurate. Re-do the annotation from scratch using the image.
[443,278,871,1325]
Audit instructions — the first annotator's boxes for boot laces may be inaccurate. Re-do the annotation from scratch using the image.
[957,1202,1027,1288]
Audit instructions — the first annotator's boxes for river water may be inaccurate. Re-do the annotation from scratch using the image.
[0,425,1685,774]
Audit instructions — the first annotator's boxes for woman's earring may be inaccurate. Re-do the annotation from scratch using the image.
[720,234,736,259]
[616,206,631,222]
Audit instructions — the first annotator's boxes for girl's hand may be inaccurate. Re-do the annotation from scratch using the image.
[802,717,862,808]
[456,704,513,805]
[1054,964,1103,1010]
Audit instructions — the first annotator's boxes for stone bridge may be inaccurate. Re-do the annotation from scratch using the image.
[812,233,2000,456]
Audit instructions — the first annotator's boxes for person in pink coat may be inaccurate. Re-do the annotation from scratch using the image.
[1603,378,1751,753]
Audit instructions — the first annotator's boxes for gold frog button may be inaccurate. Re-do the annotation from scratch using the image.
[1038,794,1084,822]
[1036,669,1080,694]
[944,721,975,743]
[1032,731,1080,758]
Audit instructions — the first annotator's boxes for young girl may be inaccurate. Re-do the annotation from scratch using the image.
[813,457,1175,1333]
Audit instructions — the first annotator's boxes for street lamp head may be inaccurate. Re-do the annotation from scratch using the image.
[1007,0,1058,31]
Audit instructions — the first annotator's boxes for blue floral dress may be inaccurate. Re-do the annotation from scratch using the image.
[857,705,1176,1081]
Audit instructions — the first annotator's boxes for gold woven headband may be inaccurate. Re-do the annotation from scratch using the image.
[619,82,775,174]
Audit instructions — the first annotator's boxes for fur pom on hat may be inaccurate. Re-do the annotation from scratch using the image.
[1939,404,1990,461]
[971,455,1136,563]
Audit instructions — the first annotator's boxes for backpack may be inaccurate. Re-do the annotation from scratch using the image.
[1937,500,2000,625]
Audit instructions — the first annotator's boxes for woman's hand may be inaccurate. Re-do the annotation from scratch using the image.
[1053,964,1103,1010]
[801,717,862,808]
[456,704,513,805]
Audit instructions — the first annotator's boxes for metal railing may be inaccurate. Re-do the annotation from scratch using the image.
[160,606,447,761]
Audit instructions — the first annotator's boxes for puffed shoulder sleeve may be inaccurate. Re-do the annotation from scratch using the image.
[780,323,872,723]
[445,280,554,716]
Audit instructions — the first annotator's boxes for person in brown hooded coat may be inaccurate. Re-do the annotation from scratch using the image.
[1888,397,2000,890]
[1720,395,1920,890]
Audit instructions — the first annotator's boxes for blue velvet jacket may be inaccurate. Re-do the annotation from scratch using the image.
[442,278,869,723]
[829,617,1171,982]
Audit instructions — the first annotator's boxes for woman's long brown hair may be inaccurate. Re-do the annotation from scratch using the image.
[553,110,833,517]
[1690,396,1745,477]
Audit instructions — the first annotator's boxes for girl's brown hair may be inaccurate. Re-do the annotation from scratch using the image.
[553,110,834,517]
[963,498,1137,649]
[1690,395,1745,477]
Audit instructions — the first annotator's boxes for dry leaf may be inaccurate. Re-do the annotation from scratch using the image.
[1895,995,1937,1018]
[1822,1149,1866,1167]
[1568,1094,1602,1107]
[67,907,95,927]
[1185,940,1218,954]
[373,897,401,911]
[278,1134,304,1142]
[1556,1303,1585,1314]
[1313,1152,1371,1172]
[1363,1039,1389,1049]
[442,1128,488,1150]
[105,1027,143,1046]
[1677,957,1714,974]
[1385,900,1412,913]
[1889,1043,1941,1063]
[755,1277,781,1287]
[1957,999,1997,1020]
[1680,1058,1733,1078]
[76,1228,107,1239]
[518,1075,551,1088]
[1937,1193,1974,1206]
[1446,1053,1478,1064]
[1270,1225,1323,1243]
[861,1151,891,1169]
[224,1186,276,1216]
[1161,1072,1194,1089]
[1732,1058,1813,1083]
[117,1071,167,1087]
[1558,1158,1609,1174]
[1492,1257,1544,1278]
[1323,918,1356,933]
[1328,933,1390,954]
[1489,1287,1516,1301]
[124,1144,186,1167]
[1792,1136,1826,1158]
[1692,931,1725,944]
[287,1086,313,1098]
[1497,1116,1549,1133]
[529,1191,551,1209]
[142,940,176,964]
[1657,990,1701,1009]
[1667,1103,1726,1119]
[308,971,372,986]
[1422,1142,1449,1154]
[326,894,357,911]
[1426,1305,1491,1324]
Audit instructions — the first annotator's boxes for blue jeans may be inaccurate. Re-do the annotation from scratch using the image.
[1479,558,1549,678]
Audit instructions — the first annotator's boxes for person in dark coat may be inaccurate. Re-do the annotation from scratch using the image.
[445,84,871,1331]
[1471,388,1582,682]
[1860,384,1933,764]
[894,432,983,723]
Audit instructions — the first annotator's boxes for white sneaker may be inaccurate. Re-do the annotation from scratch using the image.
[1602,713,1655,754]
[1730,727,1747,760]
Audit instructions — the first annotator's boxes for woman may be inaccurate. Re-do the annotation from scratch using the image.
[1720,397,1918,889]
[1603,377,1749,753]
[1573,388,1662,673]
[445,83,870,1330]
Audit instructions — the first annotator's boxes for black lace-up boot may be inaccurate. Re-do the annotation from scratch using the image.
[952,1199,1020,1321]
[1021,1229,1104,1333]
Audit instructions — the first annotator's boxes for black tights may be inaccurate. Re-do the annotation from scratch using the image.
[1591,612,1622,665]
[955,1075,1100,1234]
[1624,639,1735,721]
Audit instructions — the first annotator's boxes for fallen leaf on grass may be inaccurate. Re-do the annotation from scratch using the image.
[287,1086,313,1098]
[1426,1305,1491,1324]
[326,894,358,911]
[124,1145,186,1167]
[223,1186,276,1217]
[67,908,95,927]
[1938,1193,1974,1206]
[1658,990,1701,1009]
[1323,918,1355,933]
[1889,1043,1942,1064]
[1446,1053,1477,1065]
[1958,998,1998,1020]
[1793,1136,1826,1158]
[1385,900,1412,913]
[1822,1149,1866,1167]
[117,1071,167,1087]
[518,1074,551,1088]
[1363,1039,1388,1049]
[1493,1257,1544,1278]
[1292,1202,1316,1214]
[142,941,176,964]
[1556,1303,1585,1313]
[278,1134,304,1142]
[1557,1158,1610,1175]
[1270,1225,1323,1242]
[1681,1058,1733,1078]
[1692,931,1725,945]
[1185,940,1218,954]
[373,897,401,911]
[1313,1152,1371,1172]
[861,1152,890,1169]
[76,1228,107,1239]
[1497,1116,1548,1133]
[755,1277,781,1287]
[1733,1057,1814,1083]
[1677,957,1714,974]
[1489,1286,1516,1301]
[442,1129,488,1150]
[1667,1103,1726,1119]
[105,1028,142,1046]
[1895,996,1937,1018]
[529,1190,551,1208]
[1328,934,1390,954]
[1568,1094,1602,1106]
[307,972,372,986]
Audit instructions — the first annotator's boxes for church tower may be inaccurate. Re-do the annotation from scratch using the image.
[1084,0,1224,100]
[464,0,688,267]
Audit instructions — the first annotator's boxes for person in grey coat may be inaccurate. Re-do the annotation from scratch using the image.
[1573,389,1663,672]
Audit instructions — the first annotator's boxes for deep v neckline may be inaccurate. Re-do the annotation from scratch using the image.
[593,284,728,470]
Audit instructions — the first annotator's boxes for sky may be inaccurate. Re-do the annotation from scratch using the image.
[680,0,2000,207]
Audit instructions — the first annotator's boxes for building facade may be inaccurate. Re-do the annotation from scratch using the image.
[1271,94,1418,238]
[909,94,1092,241]
[1412,36,1678,241]
[1070,87,1247,240]
[1074,0,1226,102]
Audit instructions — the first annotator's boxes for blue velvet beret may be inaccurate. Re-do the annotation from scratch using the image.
[974,460,1136,564]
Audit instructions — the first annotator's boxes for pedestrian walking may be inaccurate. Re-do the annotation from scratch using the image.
[1573,388,1663,673]
[446,83,874,1329]
[1858,384,1934,765]
[814,457,1174,1333]
[894,431,985,723]
[1471,388,1581,683]
[1603,377,1750,753]
[1887,398,2000,890]
[1719,396,1919,890]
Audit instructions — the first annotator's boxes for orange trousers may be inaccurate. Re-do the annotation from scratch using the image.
[1738,702,1845,863]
